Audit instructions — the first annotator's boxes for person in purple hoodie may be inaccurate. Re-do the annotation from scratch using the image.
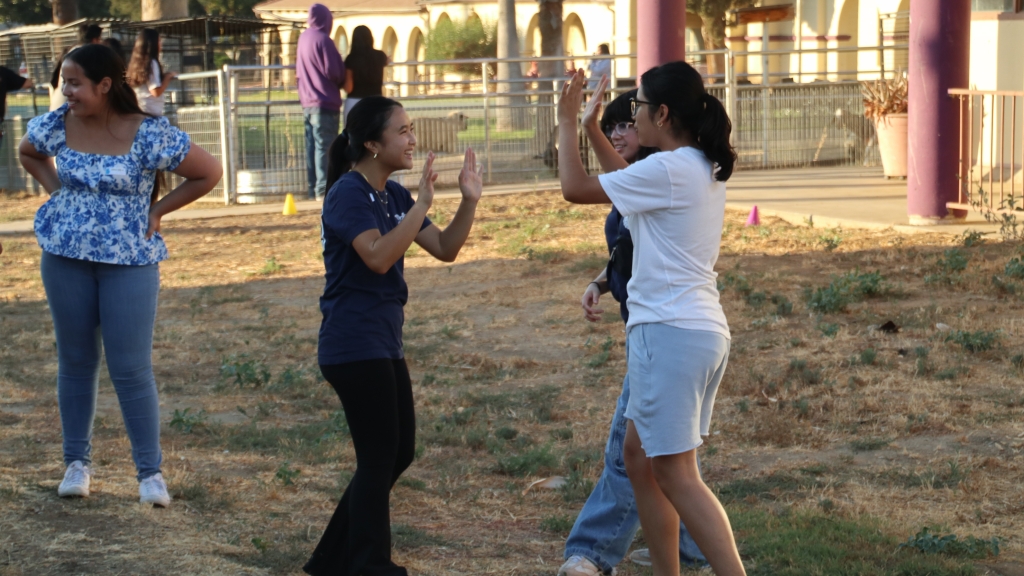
[297,4,345,200]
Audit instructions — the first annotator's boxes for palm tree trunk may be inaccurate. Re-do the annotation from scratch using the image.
[52,0,78,25]
[141,0,188,21]
[497,0,528,130]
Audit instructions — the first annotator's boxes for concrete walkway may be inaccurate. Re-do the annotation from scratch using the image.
[725,166,999,236]
[0,166,1000,236]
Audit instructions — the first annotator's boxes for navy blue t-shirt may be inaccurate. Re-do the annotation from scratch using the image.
[603,206,630,323]
[318,172,432,365]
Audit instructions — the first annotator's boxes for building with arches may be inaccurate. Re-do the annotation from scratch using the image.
[251,0,1022,90]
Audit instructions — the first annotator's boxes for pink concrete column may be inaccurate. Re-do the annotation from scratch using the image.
[636,0,687,79]
[907,0,970,223]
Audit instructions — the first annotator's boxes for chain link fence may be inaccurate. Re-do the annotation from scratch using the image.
[2,50,894,202]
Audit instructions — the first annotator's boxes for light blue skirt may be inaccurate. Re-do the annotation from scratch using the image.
[625,323,730,457]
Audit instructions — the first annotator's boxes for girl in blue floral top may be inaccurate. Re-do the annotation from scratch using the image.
[18,44,222,507]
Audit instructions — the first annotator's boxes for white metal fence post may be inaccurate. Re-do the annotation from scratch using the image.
[226,66,239,204]
[482,61,492,183]
[217,67,232,205]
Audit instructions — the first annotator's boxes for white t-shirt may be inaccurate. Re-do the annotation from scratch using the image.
[133,60,164,116]
[598,146,730,339]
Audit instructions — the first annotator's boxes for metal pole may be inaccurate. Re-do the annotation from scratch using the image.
[761,20,771,167]
[482,61,492,183]
[878,12,885,80]
[725,50,735,126]
[795,0,803,83]
[217,67,232,205]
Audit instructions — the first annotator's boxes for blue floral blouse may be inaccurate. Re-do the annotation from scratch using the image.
[28,104,191,266]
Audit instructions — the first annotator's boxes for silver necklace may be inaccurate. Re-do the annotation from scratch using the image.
[354,170,388,215]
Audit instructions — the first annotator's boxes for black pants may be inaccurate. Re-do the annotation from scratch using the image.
[304,359,416,576]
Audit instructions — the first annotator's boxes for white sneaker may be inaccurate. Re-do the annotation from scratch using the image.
[139,473,171,507]
[57,461,91,497]
[629,548,651,567]
[558,555,603,576]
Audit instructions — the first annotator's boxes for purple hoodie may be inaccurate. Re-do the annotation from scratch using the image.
[296,4,345,111]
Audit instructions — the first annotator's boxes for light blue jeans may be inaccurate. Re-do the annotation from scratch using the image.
[304,107,341,200]
[40,252,163,481]
[564,374,707,573]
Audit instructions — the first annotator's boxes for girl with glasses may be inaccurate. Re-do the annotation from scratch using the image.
[556,64,744,576]
[559,88,708,576]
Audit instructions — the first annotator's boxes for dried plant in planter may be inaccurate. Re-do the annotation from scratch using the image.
[862,75,908,121]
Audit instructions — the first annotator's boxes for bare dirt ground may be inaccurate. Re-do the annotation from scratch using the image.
[2,191,1023,575]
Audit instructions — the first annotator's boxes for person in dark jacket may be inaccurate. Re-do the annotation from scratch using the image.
[342,25,389,125]
[297,3,346,200]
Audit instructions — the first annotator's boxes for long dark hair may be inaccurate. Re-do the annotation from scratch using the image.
[602,89,658,162]
[348,25,374,58]
[639,61,736,181]
[326,96,402,191]
[126,29,163,88]
[65,44,163,200]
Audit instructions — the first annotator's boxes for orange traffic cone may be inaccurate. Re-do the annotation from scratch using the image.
[282,193,298,216]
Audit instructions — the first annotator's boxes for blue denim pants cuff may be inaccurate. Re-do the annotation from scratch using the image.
[563,547,615,575]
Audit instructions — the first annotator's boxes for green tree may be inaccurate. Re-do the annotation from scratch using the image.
[425,16,497,75]
[689,0,756,80]
[0,0,52,25]
[196,0,263,16]
[1,0,110,26]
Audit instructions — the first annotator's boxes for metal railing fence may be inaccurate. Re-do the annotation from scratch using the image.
[949,89,1024,214]
[2,45,906,202]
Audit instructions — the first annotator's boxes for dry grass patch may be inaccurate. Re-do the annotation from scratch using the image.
[1,191,1023,574]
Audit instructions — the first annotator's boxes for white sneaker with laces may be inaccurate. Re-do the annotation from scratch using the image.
[557,555,603,576]
[58,461,91,497]
[139,473,171,507]
[629,548,652,567]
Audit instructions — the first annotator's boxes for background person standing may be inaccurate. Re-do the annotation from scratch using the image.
[49,24,103,112]
[1,64,33,144]
[127,28,176,117]
[342,25,388,125]
[297,3,345,201]
[587,44,611,91]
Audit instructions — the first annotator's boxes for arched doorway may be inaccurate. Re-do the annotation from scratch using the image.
[524,13,541,58]
[832,0,858,81]
[382,27,398,86]
[334,26,348,57]
[408,27,425,93]
[563,13,586,64]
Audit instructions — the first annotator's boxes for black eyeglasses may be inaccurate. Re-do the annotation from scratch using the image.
[604,121,635,138]
[630,97,653,118]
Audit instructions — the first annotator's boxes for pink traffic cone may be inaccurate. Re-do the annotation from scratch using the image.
[745,205,760,227]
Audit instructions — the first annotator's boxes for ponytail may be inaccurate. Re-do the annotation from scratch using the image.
[326,131,352,191]
[639,61,737,182]
[696,93,736,181]
[325,96,403,193]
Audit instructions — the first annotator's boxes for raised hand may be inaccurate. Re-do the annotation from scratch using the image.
[557,68,588,125]
[417,151,437,209]
[458,147,483,203]
[581,74,608,132]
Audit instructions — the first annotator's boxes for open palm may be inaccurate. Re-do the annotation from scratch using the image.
[458,147,483,202]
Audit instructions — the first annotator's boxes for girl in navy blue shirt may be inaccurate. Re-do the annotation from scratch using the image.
[304,96,482,576]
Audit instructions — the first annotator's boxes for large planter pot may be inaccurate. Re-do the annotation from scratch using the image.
[875,113,908,179]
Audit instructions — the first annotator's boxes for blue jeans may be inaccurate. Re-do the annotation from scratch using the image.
[564,374,706,573]
[40,252,163,481]
[304,107,340,200]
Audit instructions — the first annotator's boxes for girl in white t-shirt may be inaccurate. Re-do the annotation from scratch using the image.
[556,63,744,576]
[127,29,176,116]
